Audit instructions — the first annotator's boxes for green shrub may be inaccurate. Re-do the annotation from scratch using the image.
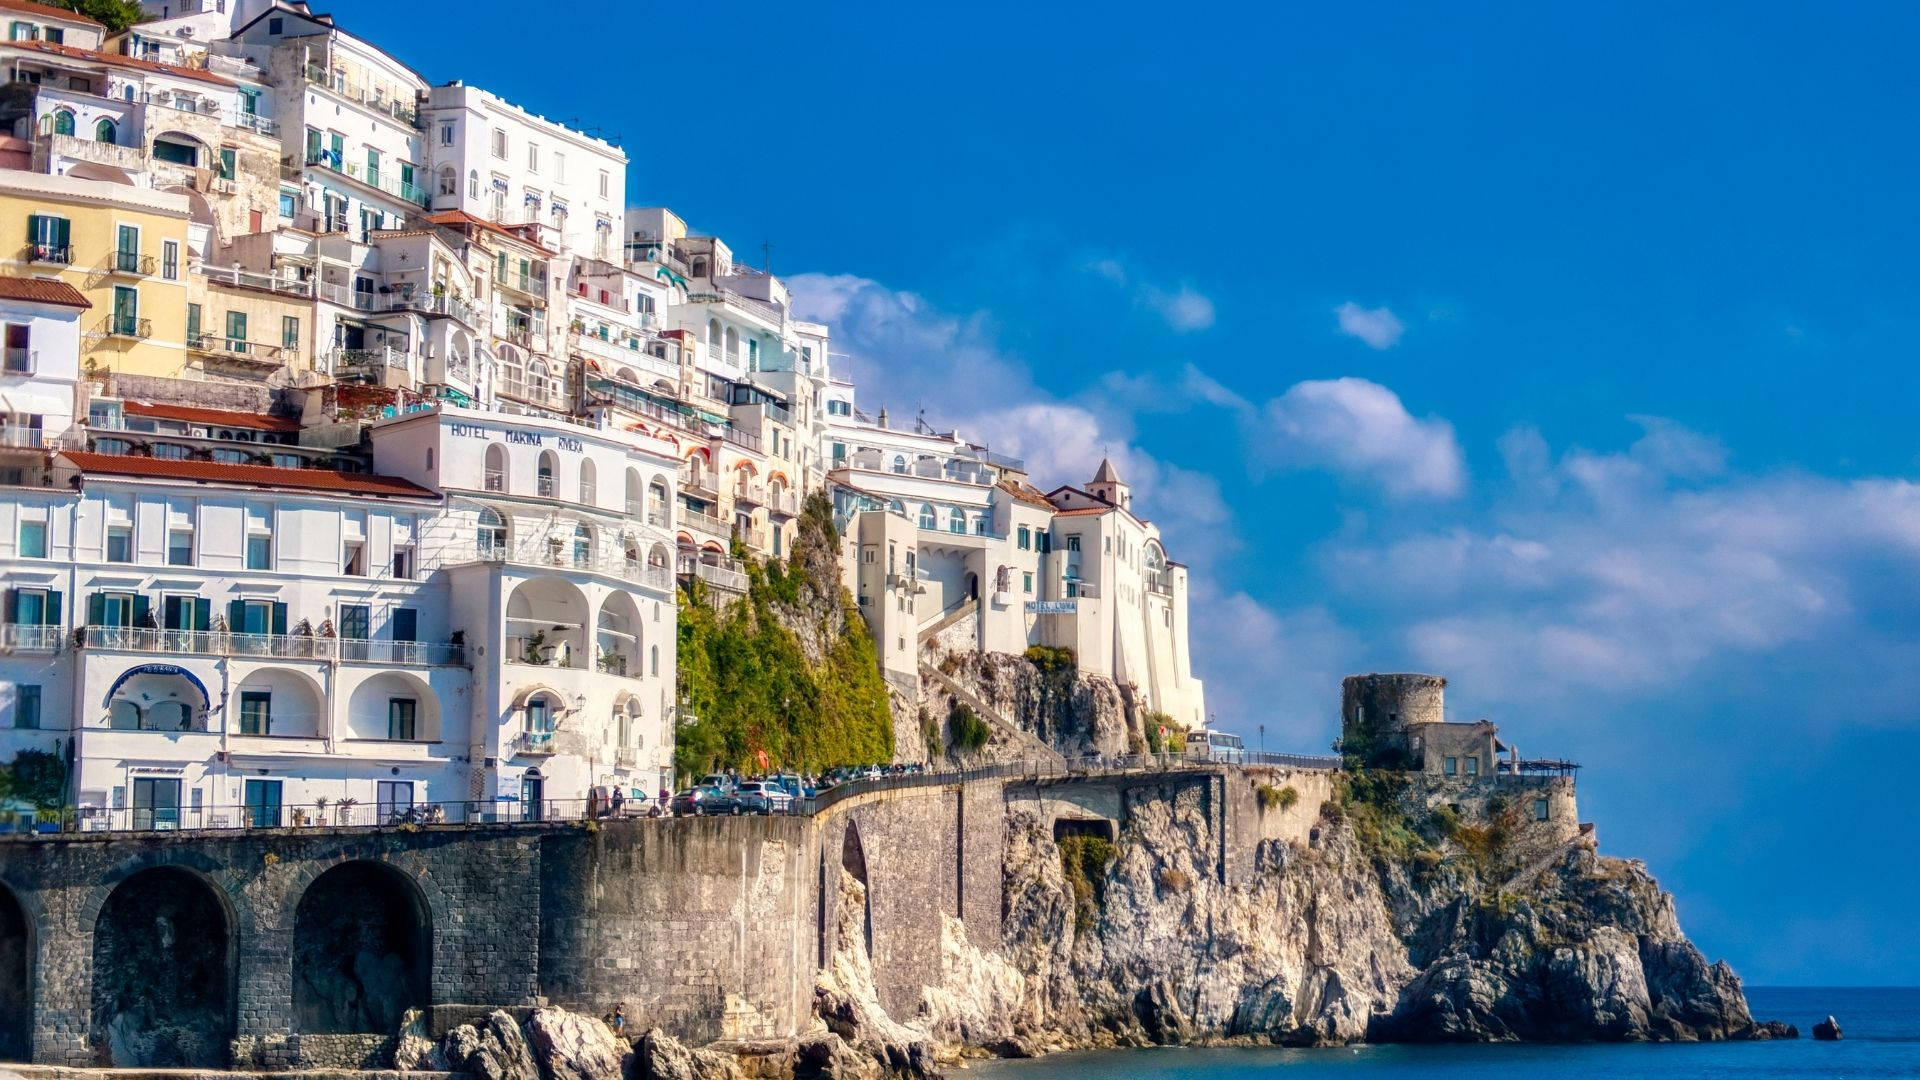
[0,750,66,810]
[947,702,990,754]
[1023,645,1077,676]
[1257,783,1300,812]
[1058,834,1117,931]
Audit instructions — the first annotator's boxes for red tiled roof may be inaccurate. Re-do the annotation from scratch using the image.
[0,0,103,28]
[123,401,302,433]
[996,478,1055,510]
[1051,506,1113,517]
[423,210,557,256]
[6,39,237,87]
[0,275,89,308]
[65,452,437,499]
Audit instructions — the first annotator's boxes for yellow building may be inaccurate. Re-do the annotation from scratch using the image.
[0,170,190,377]
[185,266,316,382]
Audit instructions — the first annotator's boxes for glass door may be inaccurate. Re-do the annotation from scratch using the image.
[244,779,282,828]
[520,774,544,821]
[132,777,181,831]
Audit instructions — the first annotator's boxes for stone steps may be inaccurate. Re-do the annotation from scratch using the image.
[920,661,1069,771]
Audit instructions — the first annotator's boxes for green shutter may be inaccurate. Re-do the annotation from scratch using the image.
[228,599,245,631]
[24,214,38,243]
[88,592,105,626]
[192,597,209,631]
[271,602,287,636]
[132,595,149,627]
[2,588,14,624]
[186,303,200,343]
[46,591,60,626]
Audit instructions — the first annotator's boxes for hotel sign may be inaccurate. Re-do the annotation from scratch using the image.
[450,422,585,453]
[1025,601,1078,615]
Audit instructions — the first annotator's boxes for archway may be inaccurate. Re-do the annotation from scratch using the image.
[292,861,431,1034]
[90,867,234,1067]
[0,884,28,1061]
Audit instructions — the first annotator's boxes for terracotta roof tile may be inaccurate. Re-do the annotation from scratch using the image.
[123,401,301,432]
[995,478,1055,510]
[0,0,103,28]
[1051,505,1113,517]
[0,274,89,308]
[65,451,436,499]
[5,39,237,87]
[424,210,557,256]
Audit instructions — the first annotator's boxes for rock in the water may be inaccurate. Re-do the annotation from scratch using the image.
[525,1007,630,1080]
[1812,1014,1843,1040]
[633,1028,742,1080]
[1738,1020,1799,1040]
[444,1009,541,1080]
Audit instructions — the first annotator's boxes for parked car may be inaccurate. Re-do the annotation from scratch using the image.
[733,781,793,815]
[696,773,733,792]
[771,773,815,800]
[670,786,728,815]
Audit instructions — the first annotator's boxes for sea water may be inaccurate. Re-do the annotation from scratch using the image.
[966,987,1920,1079]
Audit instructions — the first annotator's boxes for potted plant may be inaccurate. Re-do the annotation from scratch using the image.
[335,797,357,826]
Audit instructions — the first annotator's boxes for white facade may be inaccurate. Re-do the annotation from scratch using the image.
[0,283,88,445]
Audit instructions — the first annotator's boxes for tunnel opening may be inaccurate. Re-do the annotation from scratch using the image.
[0,884,28,1062]
[90,866,234,1068]
[1053,817,1117,844]
[292,860,432,1034]
[840,823,873,957]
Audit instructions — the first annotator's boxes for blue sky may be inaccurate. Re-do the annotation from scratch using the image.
[349,1,1919,985]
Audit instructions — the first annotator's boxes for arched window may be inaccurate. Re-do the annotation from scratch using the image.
[918,503,936,530]
[650,644,659,676]
[437,164,456,197]
[949,509,966,534]
[536,450,557,498]
[891,455,906,474]
[525,693,555,733]
[625,467,642,517]
[578,458,597,505]
[477,507,506,555]
[572,522,592,565]
[484,443,507,492]
[49,109,74,136]
[94,117,116,144]
[615,705,631,749]
[707,318,720,349]
[624,538,641,573]
[467,169,479,198]
[724,327,738,360]
[647,481,667,524]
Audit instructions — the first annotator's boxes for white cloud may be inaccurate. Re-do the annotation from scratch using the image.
[1334,301,1405,349]
[1264,377,1466,499]
[1086,258,1216,332]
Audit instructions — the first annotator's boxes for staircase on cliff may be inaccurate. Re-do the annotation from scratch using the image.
[919,659,1070,771]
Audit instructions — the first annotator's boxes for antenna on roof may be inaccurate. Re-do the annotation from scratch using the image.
[761,239,774,276]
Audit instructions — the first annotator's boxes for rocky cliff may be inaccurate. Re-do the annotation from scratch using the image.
[925,649,1136,761]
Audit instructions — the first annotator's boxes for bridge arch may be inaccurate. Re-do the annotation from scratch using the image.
[89,864,236,1067]
[291,859,434,1034]
[0,880,30,1062]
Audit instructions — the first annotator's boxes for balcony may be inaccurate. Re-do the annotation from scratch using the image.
[390,292,476,325]
[681,507,727,540]
[680,469,719,500]
[201,264,316,298]
[0,424,46,448]
[614,747,637,767]
[511,730,556,757]
[677,556,748,594]
[326,346,410,382]
[0,625,62,653]
[78,625,466,665]
[303,150,429,208]
[190,335,287,368]
[316,281,379,311]
[303,63,420,127]
[536,475,557,498]
[100,315,152,340]
[497,376,571,412]
[497,271,547,303]
[722,426,760,452]
[449,540,674,591]
[1146,575,1173,597]
[484,468,506,492]
[3,349,35,376]
[767,489,801,518]
[26,243,69,265]
[229,111,279,137]
[110,251,155,276]
[736,526,770,552]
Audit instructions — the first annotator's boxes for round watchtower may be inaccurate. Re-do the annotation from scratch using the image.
[1340,673,1446,750]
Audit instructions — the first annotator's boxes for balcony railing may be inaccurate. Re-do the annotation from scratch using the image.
[201,263,316,298]
[2,348,34,375]
[303,63,420,127]
[26,243,69,265]
[732,482,766,506]
[326,346,409,379]
[766,489,801,517]
[316,281,379,311]
[229,111,279,136]
[722,426,760,452]
[677,556,748,593]
[100,315,151,339]
[614,747,637,767]
[390,293,476,325]
[449,541,674,590]
[484,468,505,492]
[0,624,62,652]
[78,625,466,665]
[511,730,556,756]
[536,475,557,498]
[190,335,286,365]
[680,469,719,498]
[497,376,571,411]
[111,251,155,276]
[681,508,727,538]
[303,150,429,207]
[498,271,546,300]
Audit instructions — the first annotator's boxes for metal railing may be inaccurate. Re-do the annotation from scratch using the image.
[66,797,629,834]
[497,377,571,411]
[26,243,69,265]
[303,150,429,207]
[722,426,760,452]
[680,469,719,497]
[1,344,33,372]
[449,541,674,589]
[189,335,285,364]
[100,315,151,339]
[390,293,476,324]
[111,251,155,275]
[677,556,747,593]
[78,625,465,665]
[0,625,62,652]
[680,507,727,537]
[303,64,420,127]
[201,264,316,297]
[0,424,45,447]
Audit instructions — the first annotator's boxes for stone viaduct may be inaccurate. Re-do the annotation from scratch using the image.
[0,760,1563,1070]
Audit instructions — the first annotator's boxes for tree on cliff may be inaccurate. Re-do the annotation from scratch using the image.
[674,492,894,777]
[48,0,146,33]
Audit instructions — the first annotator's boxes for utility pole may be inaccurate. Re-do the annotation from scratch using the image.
[761,239,774,275]
[1258,723,1266,754]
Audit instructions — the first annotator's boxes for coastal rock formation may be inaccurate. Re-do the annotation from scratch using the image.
[443,1010,541,1080]
[930,650,1134,761]
[867,777,1764,1057]
[525,1007,631,1080]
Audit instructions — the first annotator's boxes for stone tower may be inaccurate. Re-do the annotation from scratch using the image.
[1340,673,1446,762]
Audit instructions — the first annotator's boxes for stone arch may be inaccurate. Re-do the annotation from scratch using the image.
[233,666,325,737]
[345,670,440,741]
[89,865,236,1067]
[291,860,432,1034]
[0,880,30,1061]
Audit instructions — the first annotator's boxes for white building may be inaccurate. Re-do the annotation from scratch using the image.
[0,394,680,830]
[0,275,90,447]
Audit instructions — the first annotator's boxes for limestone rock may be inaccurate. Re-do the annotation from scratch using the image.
[814,870,937,1077]
[634,1028,743,1080]
[395,1008,447,1072]
[526,1007,631,1080]
[444,1009,541,1080]
[1812,1014,1843,1040]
